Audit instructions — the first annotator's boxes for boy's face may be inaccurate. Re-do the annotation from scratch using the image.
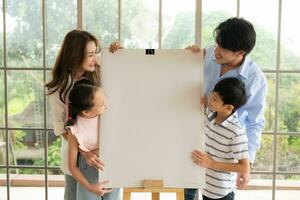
[214,45,244,65]
[208,92,231,114]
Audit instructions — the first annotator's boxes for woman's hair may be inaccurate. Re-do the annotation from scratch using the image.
[66,79,99,126]
[46,29,101,103]
[213,77,247,112]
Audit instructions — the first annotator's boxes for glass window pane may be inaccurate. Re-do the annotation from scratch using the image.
[280,0,300,70]
[7,70,44,128]
[0,168,7,200]
[277,135,300,173]
[201,0,236,47]
[236,174,272,200]
[7,0,42,68]
[240,0,278,70]
[162,0,195,49]
[0,71,4,128]
[46,70,53,129]
[264,73,276,132]
[122,0,159,48]
[0,1,3,68]
[48,169,64,200]
[278,74,300,132]
[9,130,44,167]
[252,135,273,172]
[10,169,45,200]
[85,0,118,48]
[276,175,300,200]
[0,131,5,166]
[46,0,77,68]
[48,131,62,168]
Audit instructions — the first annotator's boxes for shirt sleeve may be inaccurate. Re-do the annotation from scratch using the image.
[49,91,67,136]
[239,73,267,163]
[230,130,249,161]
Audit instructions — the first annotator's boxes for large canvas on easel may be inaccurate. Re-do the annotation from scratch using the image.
[100,49,205,188]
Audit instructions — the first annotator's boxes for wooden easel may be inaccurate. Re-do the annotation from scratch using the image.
[123,180,184,200]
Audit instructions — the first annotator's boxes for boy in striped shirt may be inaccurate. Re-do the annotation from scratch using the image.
[192,77,250,200]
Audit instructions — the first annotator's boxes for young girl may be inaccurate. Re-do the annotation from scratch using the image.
[46,30,120,200]
[66,79,118,200]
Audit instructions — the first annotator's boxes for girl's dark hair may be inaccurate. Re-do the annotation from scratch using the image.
[213,77,246,112]
[214,17,256,55]
[46,29,101,103]
[66,79,99,126]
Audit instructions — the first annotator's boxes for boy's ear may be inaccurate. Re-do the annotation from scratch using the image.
[226,104,235,113]
[82,110,89,116]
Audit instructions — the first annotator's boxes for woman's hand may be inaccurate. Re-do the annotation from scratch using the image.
[90,180,113,196]
[109,41,123,53]
[191,150,215,169]
[80,150,105,171]
[185,44,201,53]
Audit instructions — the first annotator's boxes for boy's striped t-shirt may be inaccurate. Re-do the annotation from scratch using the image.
[202,108,249,199]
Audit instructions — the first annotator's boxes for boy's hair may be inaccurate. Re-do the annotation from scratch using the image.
[66,79,99,126]
[213,77,246,112]
[214,17,256,55]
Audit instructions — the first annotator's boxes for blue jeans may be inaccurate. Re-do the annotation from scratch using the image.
[184,188,198,200]
[77,154,121,200]
[64,174,77,200]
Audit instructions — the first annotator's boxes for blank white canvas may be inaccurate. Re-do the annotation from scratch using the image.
[100,49,205,188]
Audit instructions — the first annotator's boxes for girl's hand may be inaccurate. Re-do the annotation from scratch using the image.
[109,41,123,53]
[185,44,201,53]
[201,95,207,108]
[80,150,105,170]
[191,150,215,169]
[91,180,113,196]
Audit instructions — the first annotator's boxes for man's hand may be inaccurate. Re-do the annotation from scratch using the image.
[185,44,201,53]
[80,150,105,171]
[236,172,250,189]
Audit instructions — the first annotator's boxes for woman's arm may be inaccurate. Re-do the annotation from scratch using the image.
[192,150,250,173]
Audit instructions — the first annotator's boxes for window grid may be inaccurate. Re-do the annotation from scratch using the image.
[0,0,299,200]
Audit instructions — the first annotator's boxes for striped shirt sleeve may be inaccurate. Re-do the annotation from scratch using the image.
[230,129,248,160]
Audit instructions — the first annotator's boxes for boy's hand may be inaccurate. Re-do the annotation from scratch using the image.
[91,180,113,196]
[191,150,215,169]
[201,95,208,107]
[185,44,201,53]
[236,172,250,189]
[109,41,123,53]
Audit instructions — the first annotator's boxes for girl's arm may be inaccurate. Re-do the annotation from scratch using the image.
[68,131,111,196]
[191,150,250,173]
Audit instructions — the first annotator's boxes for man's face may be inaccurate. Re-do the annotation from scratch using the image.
[214,44,244,65]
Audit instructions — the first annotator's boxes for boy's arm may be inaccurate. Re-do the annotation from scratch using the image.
[191,150,250,173]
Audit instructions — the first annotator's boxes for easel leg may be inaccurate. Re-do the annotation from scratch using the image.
[152,192,160,200]
[123,191,131,200]
[176,190,184,200]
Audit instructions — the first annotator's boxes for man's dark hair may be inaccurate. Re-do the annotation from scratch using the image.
[214,17,256,55]
[213,77,247,112]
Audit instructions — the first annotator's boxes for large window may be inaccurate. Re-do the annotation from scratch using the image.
[1,0,300,200]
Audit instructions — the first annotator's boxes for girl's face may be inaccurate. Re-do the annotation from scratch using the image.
[80,41,99,72]
[83,88,108,118]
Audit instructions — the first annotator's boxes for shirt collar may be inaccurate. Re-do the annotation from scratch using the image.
[212,52,250,80]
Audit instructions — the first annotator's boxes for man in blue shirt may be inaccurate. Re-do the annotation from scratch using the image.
[186,17,267,200]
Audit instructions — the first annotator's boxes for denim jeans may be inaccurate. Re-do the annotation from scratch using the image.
[77,154,121,200]
[184,188,198,200]
[64,174,77,200]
